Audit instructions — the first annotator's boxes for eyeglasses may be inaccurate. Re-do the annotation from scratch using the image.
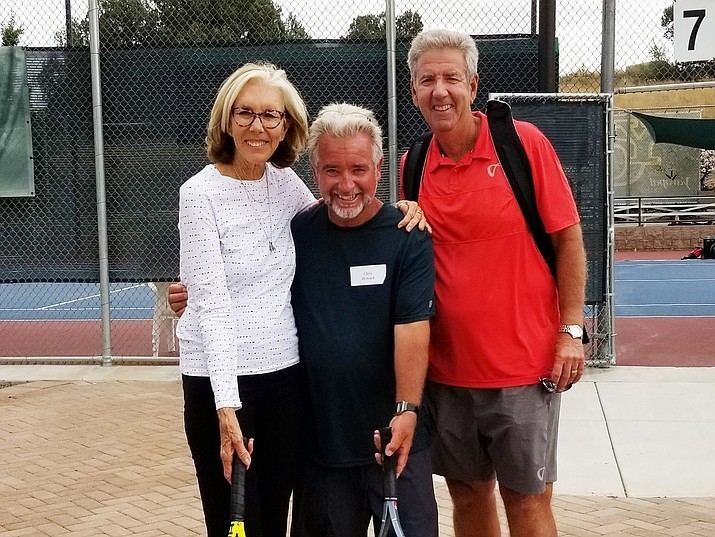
[232,108,286,129]
[539,377,572,394]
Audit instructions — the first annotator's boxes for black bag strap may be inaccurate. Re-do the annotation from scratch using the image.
[402,100,557,279]
[486,99,557,280]
[402,132,432,201]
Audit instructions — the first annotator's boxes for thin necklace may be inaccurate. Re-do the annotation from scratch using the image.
[233,164,276,253]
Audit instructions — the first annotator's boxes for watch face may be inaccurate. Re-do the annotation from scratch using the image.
[561,324,583,339]
[567,325,583,338]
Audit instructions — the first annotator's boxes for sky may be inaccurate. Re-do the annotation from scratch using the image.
[1,0,675,74]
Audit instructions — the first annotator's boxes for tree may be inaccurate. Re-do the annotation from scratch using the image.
[1,13,24,46]
[155,0,286,44]
[345,10,423,40]
[346,14,384,40]
[61,0,310,47]
[661,5,673,41]
[395,10,423,40]
[283,13,309,41]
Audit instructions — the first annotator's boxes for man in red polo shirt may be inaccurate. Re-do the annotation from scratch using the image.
[404,29,586,537]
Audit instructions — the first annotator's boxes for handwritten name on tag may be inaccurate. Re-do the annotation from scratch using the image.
[350,264,387,287]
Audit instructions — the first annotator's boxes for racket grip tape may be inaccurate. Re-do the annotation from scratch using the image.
[379,427,398,498]
[229,452,247,521]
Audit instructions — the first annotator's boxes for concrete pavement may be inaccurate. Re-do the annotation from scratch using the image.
[1,364,714,536]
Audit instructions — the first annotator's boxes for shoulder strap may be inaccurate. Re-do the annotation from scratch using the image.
[486,99,557,279]
[402,132,433,201]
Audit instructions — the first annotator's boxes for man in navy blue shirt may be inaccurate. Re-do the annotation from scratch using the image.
[289,103,437,537]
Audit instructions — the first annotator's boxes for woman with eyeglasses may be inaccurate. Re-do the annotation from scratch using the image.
[174,63,425,537]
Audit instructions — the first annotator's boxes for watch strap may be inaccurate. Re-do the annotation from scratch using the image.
[394,400,420,416]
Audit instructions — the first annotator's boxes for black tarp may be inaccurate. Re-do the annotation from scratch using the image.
[632,111,715,150]
[1,38,542,283]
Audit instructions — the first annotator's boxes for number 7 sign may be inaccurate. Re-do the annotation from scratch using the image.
[674,0,715,62]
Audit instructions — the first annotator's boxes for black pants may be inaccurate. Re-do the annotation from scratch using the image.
[183,365,302,537]
[291,449,438,537]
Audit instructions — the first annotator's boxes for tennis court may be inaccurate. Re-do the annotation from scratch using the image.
[1,259,713,362]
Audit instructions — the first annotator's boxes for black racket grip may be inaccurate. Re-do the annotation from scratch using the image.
[379,427,398,498]
[229,452,247,521]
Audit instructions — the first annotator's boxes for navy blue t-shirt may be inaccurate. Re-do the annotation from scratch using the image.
[291,203,435,467]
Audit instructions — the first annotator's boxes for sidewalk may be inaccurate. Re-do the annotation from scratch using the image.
[1,365,714,536]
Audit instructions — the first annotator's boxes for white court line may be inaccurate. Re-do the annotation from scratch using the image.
[616,315,715,318]
[618,278,715,282]
[38,284,147,310]
[619,303,715,307]
[0,318,154,322]
[619,262,715,267]
[0,307,152,312]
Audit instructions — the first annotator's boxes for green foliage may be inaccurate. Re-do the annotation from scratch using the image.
[345,10,423,40]
[60,0,311,47]
[284,14,309,40]
[346,14,384,40]
[395,10,423,40]
[661,4,673,41]
[1,13,24,46]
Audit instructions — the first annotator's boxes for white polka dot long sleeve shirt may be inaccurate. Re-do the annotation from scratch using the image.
[177,164,315,410]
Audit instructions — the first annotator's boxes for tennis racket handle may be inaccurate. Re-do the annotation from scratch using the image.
[229,452,247,520]
[379,427,398,498]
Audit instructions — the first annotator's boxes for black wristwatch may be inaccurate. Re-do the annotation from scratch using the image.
[394,400,420,416]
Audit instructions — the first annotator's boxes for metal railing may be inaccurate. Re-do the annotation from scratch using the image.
[614,196,715,225]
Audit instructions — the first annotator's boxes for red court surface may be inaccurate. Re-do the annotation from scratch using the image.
[0,321,158,357]
[615,317,715,367]
[615,249,692,261]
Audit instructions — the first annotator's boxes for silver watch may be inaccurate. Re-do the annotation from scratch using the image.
[394,400,420,416]
[558,324,584,340]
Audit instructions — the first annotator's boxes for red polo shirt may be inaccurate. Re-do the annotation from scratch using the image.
[402,112,580,388]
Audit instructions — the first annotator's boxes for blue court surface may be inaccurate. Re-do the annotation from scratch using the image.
[615,260,715,317]
[0,283,156,321]
[0,260,714,321]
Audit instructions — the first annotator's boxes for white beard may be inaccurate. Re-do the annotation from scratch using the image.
[327,195,371,220]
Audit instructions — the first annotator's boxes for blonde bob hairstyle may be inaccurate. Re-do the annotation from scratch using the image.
[307,103,383,168]
[206,62,309,168]
[408,29,479,83]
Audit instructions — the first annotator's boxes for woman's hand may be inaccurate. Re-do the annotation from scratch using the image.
[217,407,254,482]
[167,282,188,316]
[395,200,431,234]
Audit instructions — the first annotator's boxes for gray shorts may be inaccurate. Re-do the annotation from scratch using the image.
[425,381,560,495]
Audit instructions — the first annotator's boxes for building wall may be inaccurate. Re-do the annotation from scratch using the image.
[615,224,715,250]
[614,87,715,119]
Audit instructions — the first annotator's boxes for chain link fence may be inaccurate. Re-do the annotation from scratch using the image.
[2,0,706,362]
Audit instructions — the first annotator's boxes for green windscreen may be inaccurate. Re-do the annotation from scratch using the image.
[0,47,34,197]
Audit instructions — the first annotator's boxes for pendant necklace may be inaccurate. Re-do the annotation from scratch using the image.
[234,164,276,253]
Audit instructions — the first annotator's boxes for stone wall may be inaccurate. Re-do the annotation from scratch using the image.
[615,224,715,251]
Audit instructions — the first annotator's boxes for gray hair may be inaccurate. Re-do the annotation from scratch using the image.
[307,103,383,167]
[408,29,479,82]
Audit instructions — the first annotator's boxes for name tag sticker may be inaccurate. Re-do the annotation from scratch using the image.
[350,264,387,287]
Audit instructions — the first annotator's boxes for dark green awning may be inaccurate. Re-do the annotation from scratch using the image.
[632,111,715,150]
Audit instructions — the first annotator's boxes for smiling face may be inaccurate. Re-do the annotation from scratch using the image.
[229,80,288,175]
[411,47,478,136]
[313,133,383,227]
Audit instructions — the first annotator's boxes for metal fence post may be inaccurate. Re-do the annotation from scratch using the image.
[88,0,113,365]
[538,0,556,92]
[385,0,398,204]
[638,196,643,226]
[601,0,616,93]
